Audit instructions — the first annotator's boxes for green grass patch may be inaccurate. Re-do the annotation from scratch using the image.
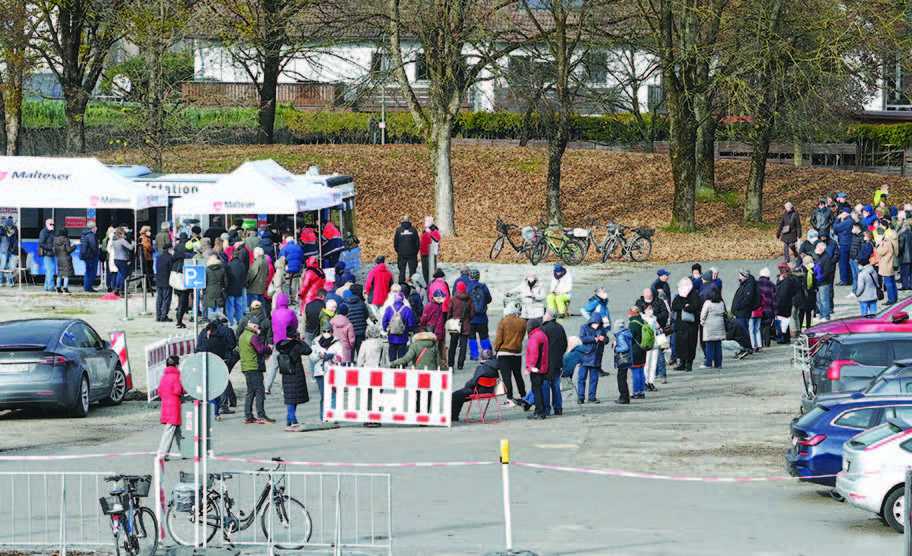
[661,223,701,234]
[696,187,740,208]
[510,157,544,174]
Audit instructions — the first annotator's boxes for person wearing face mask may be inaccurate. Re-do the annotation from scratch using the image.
[576,314,606,404]
[309,321,343,420]
[546,265,573,318]
[515,273,545,320]
[580,287,611,323]
[690,263,703,292]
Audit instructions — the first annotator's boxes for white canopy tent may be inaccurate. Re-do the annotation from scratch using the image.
[171,160,344,263]
[0,156,168,288]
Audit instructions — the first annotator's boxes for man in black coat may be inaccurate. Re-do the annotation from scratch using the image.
[731,271,759,357]
[540,311,568,415]
[451,350,500,422]
[154,244,173,322]
[393,216,420,284]
[225,251,248,326]
[635,288,669,329]
[650,269,671,302]
[196,317,238,414]
[304,289,327,343]
[343,289,369,354]
[79,222,100,292]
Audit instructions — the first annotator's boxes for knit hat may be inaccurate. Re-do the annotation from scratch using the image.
[737,269,750,279]
[526,318,543,332]
[759,267,770,278]
[337,303,349,316]
[807,229,819,241]
[859,256,871,266]
[433,268,445,279]
[456,281,467,294]
[657,268,670,277]
[375,255,385,264]
[777,262,790,272]
[691,263,702,273]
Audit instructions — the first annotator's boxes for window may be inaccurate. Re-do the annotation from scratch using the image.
[844,342,892,367]
[370,52,389,75]
[886,406,912,422]
[796,405,829,429]
[83,325,103,349]
[867,376,903,395]
[901,439,912,453]
[61,323,99,349]
[848,421,905,448]
[584,52,608,85]
[59,326,80,348]
[415,52,429,82]
[833,408,877,429]
[892,341,912,361]
[647,84,664,113]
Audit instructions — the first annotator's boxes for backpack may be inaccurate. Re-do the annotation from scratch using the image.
[813,208,830,231]
[614,328,632,354]
[388,306,407,335]
[634,320,655,350]
[470,283,489,315]
[277,351,294,375]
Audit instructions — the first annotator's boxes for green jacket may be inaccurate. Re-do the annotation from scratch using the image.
[238,329,268,372]
[389,332,439,369]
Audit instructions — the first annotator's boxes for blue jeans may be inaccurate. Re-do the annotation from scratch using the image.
[884,275,898,304]
[83,256,98,291]
[838,246,851,285]
[286,404,298,426]
[902,263,912,290]
[207,306,224,320]
[0,252,13,286]
[703,340,722,368]
[577,366,599,401]
[859,300,878,316]
[523,378,561,415]
[655,350,667,378]
[850,259,860,288]
[669,332,677,361]
[42,256,56,290]
[748,317,761,350]
[816,284,833,320]
[225,295,246,325]
[114,260,129,292]
[631,365,645,395]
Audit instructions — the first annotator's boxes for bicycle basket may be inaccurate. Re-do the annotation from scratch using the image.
[129,476,151,498]
[570,227,590,238]
[172,483,197,513]
[635,227,655,238]
[99,496,124,515]
[521,226,538,242]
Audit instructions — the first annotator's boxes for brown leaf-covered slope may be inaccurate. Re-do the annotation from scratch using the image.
[102,144,912,263]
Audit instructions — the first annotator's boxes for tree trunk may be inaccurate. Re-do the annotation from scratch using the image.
[694,93,717,193]
[667,94,698,230]
[146,42,164,171]
[257,57,280,144]
[0,87,7,155]
[63,90,89,154]
[546,117,569,226]
[744,126,772,223]
[793,140,803,167]
[518,104,535,147]
[429,119,456,236]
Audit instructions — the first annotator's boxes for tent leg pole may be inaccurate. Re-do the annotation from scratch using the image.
[16,207,21,290]
[317,210,323,268]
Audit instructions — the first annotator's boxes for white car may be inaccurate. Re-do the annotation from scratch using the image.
[835,419,912,533]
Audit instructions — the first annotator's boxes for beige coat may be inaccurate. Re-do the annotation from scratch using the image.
[876,238,896,277]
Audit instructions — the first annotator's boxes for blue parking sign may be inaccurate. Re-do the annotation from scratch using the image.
[183,265,207,289]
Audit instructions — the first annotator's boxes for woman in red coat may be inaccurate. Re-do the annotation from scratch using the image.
[157,356,185,457]
[298,256,326,310]
[420,290,448,362]
[525,319,550,420]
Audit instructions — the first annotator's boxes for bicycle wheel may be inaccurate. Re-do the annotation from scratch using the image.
[528,240,547,265]
[260,495,313,549]
[628,237,653,262]
[166,498,220,547]
[600,239,618,263]
[130,507,160,556]
[560,241,586,266]
[489,236,505,260]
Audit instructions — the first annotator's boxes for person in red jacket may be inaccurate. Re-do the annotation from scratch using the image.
[298,256,326,311]
[419,216,442,284]
[428,268,451,314]
[157,355,185,458]
[525,318,550,420]
[364,256,394,316]
[420,290,447,362]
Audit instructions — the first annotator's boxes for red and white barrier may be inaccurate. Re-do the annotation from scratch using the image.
[323,366,453,427]
[109,330,132,390]
[144,334,196,401]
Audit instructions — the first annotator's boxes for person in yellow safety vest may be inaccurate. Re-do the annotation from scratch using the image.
[874,183,890,208]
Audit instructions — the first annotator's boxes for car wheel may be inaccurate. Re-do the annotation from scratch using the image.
[68,374,90,418]
[101,367,126,406]
[882,486,905,534]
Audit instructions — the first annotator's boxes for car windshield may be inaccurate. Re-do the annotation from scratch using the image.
[866,376,904,395]
[0,320,59,349]
[848,422,906,449]
[797,406,829,429]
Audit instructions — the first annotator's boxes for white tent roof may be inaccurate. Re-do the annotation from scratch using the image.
[172,160,343,215]
[0,156,167,210]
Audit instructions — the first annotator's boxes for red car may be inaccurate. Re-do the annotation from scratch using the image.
[803,297,912,345]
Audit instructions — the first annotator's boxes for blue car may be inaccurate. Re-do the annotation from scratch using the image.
[786,397,912,486]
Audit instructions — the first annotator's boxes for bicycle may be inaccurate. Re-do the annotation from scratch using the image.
[489,218,538,261]
[596,222,654,262]
[166,458,313,550]
[528,222,586,266]
[98,474,159,556]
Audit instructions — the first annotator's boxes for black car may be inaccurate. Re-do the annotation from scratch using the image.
[801,333,912,414]
[0,319,126,417]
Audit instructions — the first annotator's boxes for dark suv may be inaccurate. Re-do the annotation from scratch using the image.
[801,333,912,414]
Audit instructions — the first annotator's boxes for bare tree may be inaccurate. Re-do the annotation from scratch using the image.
[201,0,320,144]
[32,0,128,153]
[0,1,37,155]
[386,0,529,236]
[602,46,662,148]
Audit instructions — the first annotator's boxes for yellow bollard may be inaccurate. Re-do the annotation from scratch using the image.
[500,438,513,550]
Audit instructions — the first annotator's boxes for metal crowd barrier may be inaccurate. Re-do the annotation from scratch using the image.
[0,471,115,555]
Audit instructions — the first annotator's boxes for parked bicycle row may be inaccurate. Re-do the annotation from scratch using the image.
[490,217,654,265]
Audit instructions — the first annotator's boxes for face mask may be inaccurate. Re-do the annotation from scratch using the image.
[321,333,332,339]
[527,279,536,287]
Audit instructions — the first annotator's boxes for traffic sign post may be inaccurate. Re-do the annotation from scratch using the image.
[184,264,206,340]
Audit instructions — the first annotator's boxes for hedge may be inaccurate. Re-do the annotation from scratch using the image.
[845,123,912,148]
[285,110,669,145]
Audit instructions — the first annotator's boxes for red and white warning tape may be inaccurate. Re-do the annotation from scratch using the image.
[0,451,178,462]
[210,454,495,469]
[511,461,846,483]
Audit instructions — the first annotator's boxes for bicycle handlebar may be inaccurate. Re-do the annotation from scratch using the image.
[104,474,150,483]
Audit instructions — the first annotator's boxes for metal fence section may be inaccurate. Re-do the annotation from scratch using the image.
[163,468,392,554]
[0,471,115,554]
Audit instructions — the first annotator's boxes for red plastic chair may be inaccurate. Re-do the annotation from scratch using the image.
[462,377,505,423]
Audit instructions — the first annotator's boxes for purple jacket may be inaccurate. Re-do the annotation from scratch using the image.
[271,292,298,344]
[382,300,416,345]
